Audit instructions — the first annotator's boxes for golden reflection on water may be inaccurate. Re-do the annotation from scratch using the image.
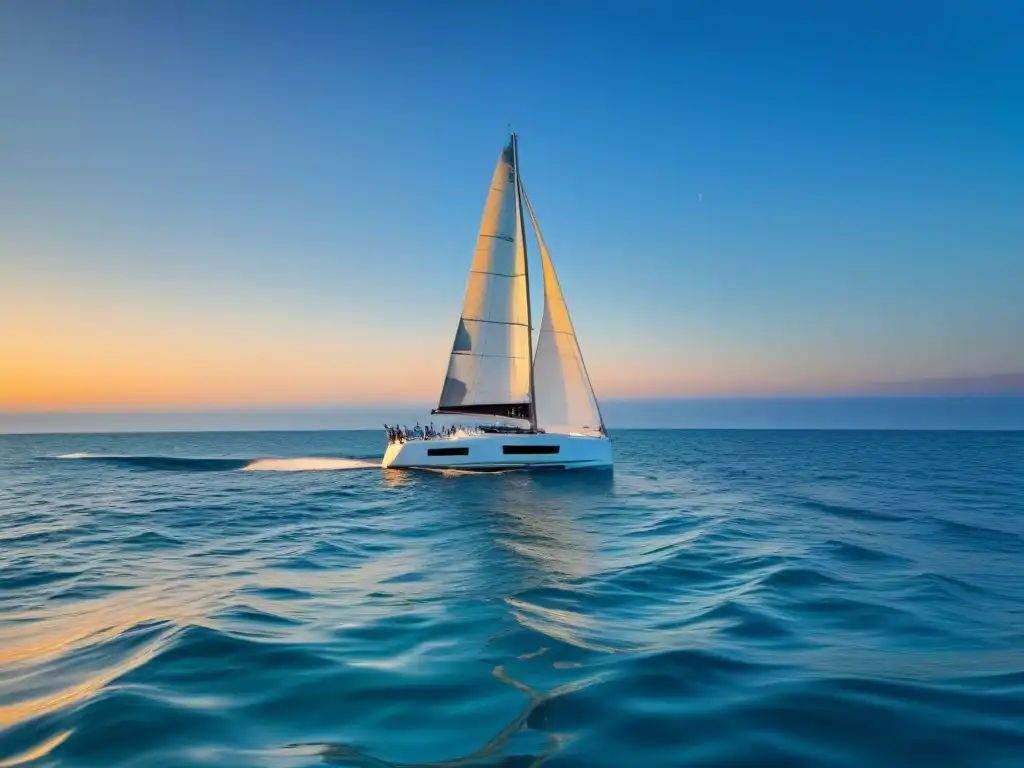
[0,544,442,745]
[0,729,73,768]
[380,468,413,488]
[0,577,219,668]
[0,581,217,729]
[503,597,626,654]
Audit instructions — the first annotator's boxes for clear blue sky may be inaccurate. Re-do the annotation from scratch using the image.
[2,0,1022,412]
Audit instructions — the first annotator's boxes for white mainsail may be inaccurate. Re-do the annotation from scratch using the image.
[436,138,533,420]
[522,187,605,435]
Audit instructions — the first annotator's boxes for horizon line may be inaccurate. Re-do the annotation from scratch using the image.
[3,390,1024,415]
[3,425,1024,438]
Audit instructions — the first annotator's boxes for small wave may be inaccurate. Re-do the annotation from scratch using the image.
[760,566,842,590]
[824,539,908,565]
[120,530,187,549]
[242,458,380,472]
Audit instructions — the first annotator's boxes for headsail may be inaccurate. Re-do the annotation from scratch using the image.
[522,187,606,435]
[435,137,533,422]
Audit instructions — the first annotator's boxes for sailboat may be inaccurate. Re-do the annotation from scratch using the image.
[382,134,613,470]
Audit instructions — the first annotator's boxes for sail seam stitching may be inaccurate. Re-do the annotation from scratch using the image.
[460,318,529,327]
[469,269,525,278]
[451,352,527,359]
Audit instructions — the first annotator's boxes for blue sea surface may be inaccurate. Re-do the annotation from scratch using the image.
[1,429,1023,766]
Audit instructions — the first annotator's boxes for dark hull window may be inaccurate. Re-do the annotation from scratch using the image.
[502,445,560,455]
[428,447,469,456]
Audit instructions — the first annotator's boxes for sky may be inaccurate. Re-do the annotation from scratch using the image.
[1,0,1022,416]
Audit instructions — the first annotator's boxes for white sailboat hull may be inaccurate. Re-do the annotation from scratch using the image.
[381,432,612,471]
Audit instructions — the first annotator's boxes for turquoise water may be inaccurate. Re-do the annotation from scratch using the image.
[2,429,1023,766]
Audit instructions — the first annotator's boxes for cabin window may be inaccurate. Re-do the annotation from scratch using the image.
[428,447,469,456]
[502,445,560,455]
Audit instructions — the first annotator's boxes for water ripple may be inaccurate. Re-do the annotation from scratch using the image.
[1,429,1023,766]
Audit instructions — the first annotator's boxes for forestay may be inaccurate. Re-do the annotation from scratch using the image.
[522,188,605,435]
[436,139,533,420]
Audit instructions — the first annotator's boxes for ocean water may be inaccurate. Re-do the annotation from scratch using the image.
[1,430,1023,767]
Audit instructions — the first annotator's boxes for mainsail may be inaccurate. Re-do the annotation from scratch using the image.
[435,136,534,421]
[522,187,606,435]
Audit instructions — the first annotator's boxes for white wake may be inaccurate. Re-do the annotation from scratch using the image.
[54,452,381,472]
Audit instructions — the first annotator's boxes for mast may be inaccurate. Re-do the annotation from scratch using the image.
[511,132,539,432]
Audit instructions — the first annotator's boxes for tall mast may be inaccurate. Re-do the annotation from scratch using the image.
[511,132,538,432]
